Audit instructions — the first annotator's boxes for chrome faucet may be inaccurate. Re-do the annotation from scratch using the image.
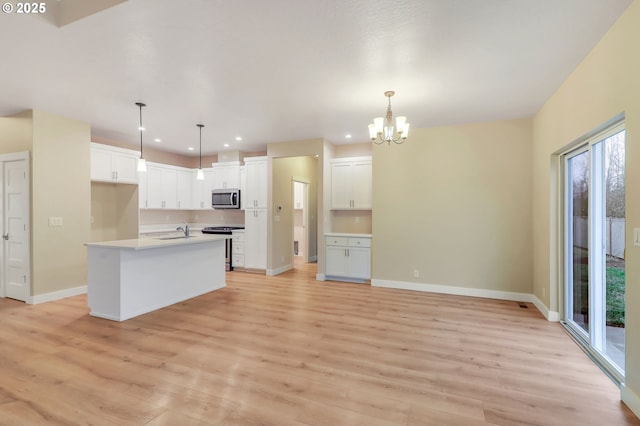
[176,224,190,238]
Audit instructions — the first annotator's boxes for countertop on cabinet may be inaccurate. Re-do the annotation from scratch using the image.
[324,232,372,238]
[85,234,229,251]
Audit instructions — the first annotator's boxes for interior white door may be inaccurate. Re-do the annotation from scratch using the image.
[2,154,30,302]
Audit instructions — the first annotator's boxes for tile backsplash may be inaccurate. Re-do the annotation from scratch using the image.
[139,209,245,226]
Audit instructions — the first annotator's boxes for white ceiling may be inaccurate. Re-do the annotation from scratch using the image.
[0,0,632,155]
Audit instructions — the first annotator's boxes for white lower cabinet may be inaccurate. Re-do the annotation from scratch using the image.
[231,230,245,268]
[325,234,371,281]
[245,209,267,270]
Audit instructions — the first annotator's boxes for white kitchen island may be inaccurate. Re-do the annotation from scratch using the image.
[85,234,229,321]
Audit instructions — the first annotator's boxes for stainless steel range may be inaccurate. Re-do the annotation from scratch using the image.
[201,226,244,270]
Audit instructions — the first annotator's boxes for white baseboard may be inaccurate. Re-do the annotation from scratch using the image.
[372,279,532,302]
[28,285,87,305]
[267,264,293,276]
[316,273,326,281]
[531,294,560,322]
[371,279,561,321]
[622,386,640,420]
[310,255,317,262]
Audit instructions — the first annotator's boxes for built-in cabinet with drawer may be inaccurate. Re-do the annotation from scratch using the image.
[244,157,267,209]
[325,233,371,281]
[212,161,241,190]
[330,157,372,210]
[231,230,245,269]
[90,143,139,184]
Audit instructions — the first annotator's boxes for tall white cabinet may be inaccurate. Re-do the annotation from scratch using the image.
[244,156,268,270]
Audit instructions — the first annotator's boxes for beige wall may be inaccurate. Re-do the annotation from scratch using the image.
[532,1,640,412]
[334,142,371,158]
[32,110,91,295]
[90,182,138,241]
[271,156,318,271]
[0,111,33,153]
[372,118,533,294]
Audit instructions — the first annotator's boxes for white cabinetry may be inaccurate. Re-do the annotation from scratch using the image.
[90,143,139,184]
[231,230,245,268]
[325,234,371,281]
[244,156,268,271]
[192,169,214,209]
[330,157,372,210]
[239,165,246,210]
[144,163,178,209]
[245,209,267,270]
[244,157,268,209]
[176,169,192,209]
[212,161,240,189]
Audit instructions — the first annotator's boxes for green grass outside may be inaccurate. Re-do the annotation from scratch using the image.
[606,266,625,327]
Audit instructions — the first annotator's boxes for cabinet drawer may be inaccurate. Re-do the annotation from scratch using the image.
[232,231,245,242]
[325,236,349,246]
[232,254,244,268]
[349,238,371,248]
[232,242,245,254]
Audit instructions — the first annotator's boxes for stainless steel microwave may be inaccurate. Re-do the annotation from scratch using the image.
[212,188,240,209]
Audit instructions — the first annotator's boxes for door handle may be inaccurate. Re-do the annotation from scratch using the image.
[2,233,8,240]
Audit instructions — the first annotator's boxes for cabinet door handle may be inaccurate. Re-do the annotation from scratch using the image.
[2,233,8,240]
[115,171,118,180]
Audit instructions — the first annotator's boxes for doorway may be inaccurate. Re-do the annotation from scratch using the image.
[563,121,626,380]
[0,152,31,302]
[292,179,309,268]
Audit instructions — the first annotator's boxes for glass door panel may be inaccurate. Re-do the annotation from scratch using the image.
[566,150,590,335]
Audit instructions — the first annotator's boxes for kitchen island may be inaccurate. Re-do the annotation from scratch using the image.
[85,234,229,321]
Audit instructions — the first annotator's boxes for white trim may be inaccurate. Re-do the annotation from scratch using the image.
[372,279,532,302]
[316,273,326,281]
[310,255,317,262]
[326,276,369,284]
[622,386,640,419]
[267,264,293,276]
[28,285,87,305]
[531,294,560,322]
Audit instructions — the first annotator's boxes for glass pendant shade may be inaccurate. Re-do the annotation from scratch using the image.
[137,157,147,172]
[196,168,204,180]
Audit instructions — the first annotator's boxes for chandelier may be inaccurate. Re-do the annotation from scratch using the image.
[368,91,410,145]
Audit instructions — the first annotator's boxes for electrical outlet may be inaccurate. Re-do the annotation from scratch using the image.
[355,216,360,224]
[413,269,419,278]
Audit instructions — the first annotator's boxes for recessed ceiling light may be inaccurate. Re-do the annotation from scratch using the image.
[154,138,161,143]
[188,147,194,151]
[345,134,352,139]
[223,143,230,148]
[235,136,242,141]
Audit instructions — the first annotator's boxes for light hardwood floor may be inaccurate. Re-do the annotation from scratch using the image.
[1,263,638,425]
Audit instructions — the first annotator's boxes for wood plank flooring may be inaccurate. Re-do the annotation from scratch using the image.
[1,263,638,425]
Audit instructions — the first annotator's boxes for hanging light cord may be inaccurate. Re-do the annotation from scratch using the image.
[136,102,146,157]
[197,124,204,169]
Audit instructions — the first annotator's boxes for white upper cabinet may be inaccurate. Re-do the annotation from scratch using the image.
[144,163,178,209]
[330,157,372,210]
[239,165,246,210]
[212,161,241,189]
[192,168,214,210]
[90,143,139,184]
[244,157,267,209]
[176,170,192,210]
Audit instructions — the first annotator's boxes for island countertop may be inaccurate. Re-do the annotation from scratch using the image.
[85,234,230,251]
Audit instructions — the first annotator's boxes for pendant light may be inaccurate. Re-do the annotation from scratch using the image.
[196,123,205,180]
[368,91,410,145]
[135,102,147,172]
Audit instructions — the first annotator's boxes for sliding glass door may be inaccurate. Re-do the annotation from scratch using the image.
[564,122,625,379]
